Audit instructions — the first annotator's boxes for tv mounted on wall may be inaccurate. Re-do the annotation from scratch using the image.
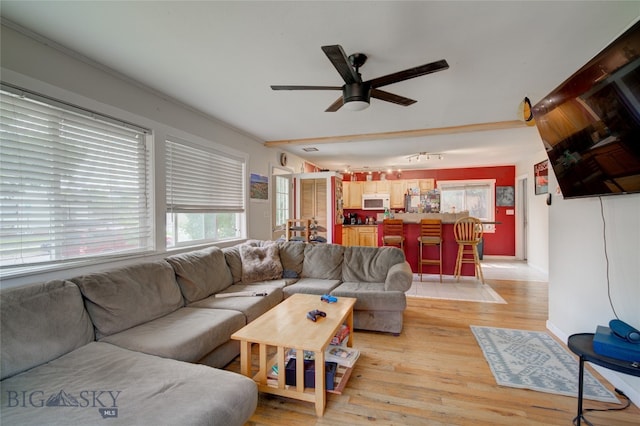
[532,20,640,199]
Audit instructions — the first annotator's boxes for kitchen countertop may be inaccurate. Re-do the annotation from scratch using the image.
[375,212,470,224]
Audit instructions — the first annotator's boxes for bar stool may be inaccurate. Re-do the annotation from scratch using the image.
[417,219,442,282]
[382,219,405,250]
[453,216,484,283]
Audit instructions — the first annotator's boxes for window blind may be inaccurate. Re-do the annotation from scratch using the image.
[0,89,152,268]
[166,138,245,213]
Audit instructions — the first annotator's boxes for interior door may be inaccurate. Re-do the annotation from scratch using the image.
[271,167,292,240]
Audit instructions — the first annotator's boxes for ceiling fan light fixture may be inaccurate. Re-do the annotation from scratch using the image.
[342,83,370,111]
[343,100,370,111]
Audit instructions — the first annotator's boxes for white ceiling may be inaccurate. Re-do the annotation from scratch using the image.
[2,1,639,172]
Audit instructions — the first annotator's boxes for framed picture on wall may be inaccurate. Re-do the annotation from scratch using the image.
[534,160,549,195]
[249,173,269,201]
[496,186,515,206]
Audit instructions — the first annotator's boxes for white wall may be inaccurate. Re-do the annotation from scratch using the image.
[0,23,303,287]
[546,170,640,404]
[517,131,640,405]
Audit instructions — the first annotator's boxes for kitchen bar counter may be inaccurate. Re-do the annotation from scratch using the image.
[376,211,470,224]
[377,221,476,277]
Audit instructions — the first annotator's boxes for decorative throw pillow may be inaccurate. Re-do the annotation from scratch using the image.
[240,244,283,284]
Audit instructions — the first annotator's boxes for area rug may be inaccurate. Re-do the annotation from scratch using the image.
[470,326,619,403]
[406,277,506,304]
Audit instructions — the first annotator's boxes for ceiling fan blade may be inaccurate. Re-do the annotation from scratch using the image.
[367,59,449,89]
[271,85,342,90]
[321,45,361,85]
[370,89,416,106]
[325,96,344,112]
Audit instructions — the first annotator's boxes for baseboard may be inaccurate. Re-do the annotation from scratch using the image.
[482,255,517,260]
[547,320,640,408]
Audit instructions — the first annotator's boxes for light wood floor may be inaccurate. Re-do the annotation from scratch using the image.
[226,278,640,425]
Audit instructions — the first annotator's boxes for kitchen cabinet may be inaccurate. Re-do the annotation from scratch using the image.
[342,226,378,247]
[405,179,435,194]
[343,181,363,209]
[342,226,355,246]
[344,178,436,211]
[389,180,406,209]
[420,179,435,191]
[357,226,378,247]
[362,180,390,194]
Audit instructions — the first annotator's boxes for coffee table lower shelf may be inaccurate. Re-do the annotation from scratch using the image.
[264,363,354,396]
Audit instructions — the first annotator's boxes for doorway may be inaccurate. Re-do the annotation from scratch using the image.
[516,175,528,260]
[271,166,293,240]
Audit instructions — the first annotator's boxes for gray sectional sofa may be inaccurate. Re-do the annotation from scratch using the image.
[0,240,412,425]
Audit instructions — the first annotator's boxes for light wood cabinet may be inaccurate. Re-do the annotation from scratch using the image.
[342,226,355,246]
[389,180,406,209]
[362,181,376,194]
[420,178,435,191]
[344,179,436,211]
[357,226,378,247]
[342,226,378,247]
[343,181,363,209]
[362,180,389,194]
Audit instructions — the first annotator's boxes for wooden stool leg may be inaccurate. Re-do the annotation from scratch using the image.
[454,243,463,280]
[473,245,484,283]
[438,243,443,283]
[419,242,423,282]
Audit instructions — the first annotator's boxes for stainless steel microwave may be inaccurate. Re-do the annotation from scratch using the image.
[362,193,390,210]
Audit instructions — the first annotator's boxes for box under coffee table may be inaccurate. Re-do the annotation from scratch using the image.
[231,293,357,416]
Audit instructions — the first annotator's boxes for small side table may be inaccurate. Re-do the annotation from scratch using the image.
[567,333,640,425]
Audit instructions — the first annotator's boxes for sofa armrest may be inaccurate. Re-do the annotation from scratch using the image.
[384,261,413,292]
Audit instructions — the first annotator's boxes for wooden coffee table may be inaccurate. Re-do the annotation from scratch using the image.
[231,293,357,416]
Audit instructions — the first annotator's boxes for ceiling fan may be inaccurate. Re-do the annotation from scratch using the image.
[271,45,449,112]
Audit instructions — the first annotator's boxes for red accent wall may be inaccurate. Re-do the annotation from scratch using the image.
[344,165,516,256]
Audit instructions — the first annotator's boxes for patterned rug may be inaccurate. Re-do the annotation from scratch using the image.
[471,326,619,403]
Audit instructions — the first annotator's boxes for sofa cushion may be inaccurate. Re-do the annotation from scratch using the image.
[277,240,306,277]
[282,278,342,298]
[71,260,184,339]
[223,245,244,283]
[0,341,257,426]
[189,284,283,323]
[240,244,283,283]
[0,280,94,380]
[384,261,414,292]
[343,246,406,283]
[301,243,344,280]
[166,246,233,303]
[331,281,407,311]
[99,307,245,362]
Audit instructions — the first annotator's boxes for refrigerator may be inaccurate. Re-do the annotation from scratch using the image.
[404,189,441,213]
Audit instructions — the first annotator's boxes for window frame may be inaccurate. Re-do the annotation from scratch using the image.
[164,136,246,248]
[437,179,496,233]
[0,84,154,275]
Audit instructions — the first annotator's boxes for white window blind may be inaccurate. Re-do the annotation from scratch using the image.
[0,88,152,269]
[166,138,245,213]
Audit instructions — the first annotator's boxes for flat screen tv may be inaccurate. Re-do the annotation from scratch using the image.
[532,20,640,199]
